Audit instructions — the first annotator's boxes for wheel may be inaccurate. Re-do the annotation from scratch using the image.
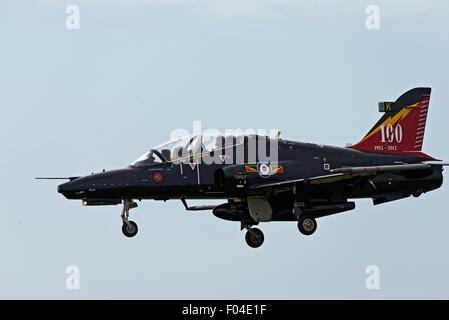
[245,228,264,248]
[122,221,138,238]
[298,215,317,236]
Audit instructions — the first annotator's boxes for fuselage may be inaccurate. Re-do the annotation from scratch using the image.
[58,138,443,203]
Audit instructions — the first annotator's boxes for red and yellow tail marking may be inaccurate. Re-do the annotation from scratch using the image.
[357,104,415,144]
[351,97,431,156]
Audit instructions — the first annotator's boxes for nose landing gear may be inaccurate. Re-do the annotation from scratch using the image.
[121,199,138,238]
[122,220,138,237]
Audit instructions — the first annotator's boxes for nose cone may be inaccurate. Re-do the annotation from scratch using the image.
[57,168,135,199]
[57,181,70,194]
[57,179,81,199]
[57,181,69,196]
[57,168,138,200]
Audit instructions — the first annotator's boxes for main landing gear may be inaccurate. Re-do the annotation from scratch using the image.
[121,199,138,238]
[297,215,317,236]
[241,216,317,248]
[243,225,264,248]
[293,198,317,236]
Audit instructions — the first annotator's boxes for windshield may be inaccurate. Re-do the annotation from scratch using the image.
[130,150,165,167]
[130,135,201,167]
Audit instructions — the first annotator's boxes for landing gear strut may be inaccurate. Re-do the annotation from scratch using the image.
[243,225,264,248]
[297,215,317,236]
[121,199,138,238]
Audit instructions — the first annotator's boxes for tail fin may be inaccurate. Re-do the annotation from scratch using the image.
[350,87,432,158]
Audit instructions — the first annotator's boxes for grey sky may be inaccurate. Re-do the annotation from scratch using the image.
[1,0,448,299]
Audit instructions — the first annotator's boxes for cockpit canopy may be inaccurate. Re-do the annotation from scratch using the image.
[130,134,267,167]
[130,135,202,167]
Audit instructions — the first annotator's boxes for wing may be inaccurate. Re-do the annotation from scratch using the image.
[250,163,432,190]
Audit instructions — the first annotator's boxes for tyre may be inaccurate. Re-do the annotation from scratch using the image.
[245,227,264,248]
[298,215,317,236]
[122,221,138,238]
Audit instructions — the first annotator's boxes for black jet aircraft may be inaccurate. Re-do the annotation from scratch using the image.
[39,88,448,248]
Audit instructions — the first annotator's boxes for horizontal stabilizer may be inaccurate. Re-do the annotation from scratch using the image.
[422,161,449,166]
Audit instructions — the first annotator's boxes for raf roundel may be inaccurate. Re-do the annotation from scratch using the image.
[153,172,163,183]
[257,162,272,178]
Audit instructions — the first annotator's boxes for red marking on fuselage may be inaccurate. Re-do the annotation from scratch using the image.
[153,172,163,183]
